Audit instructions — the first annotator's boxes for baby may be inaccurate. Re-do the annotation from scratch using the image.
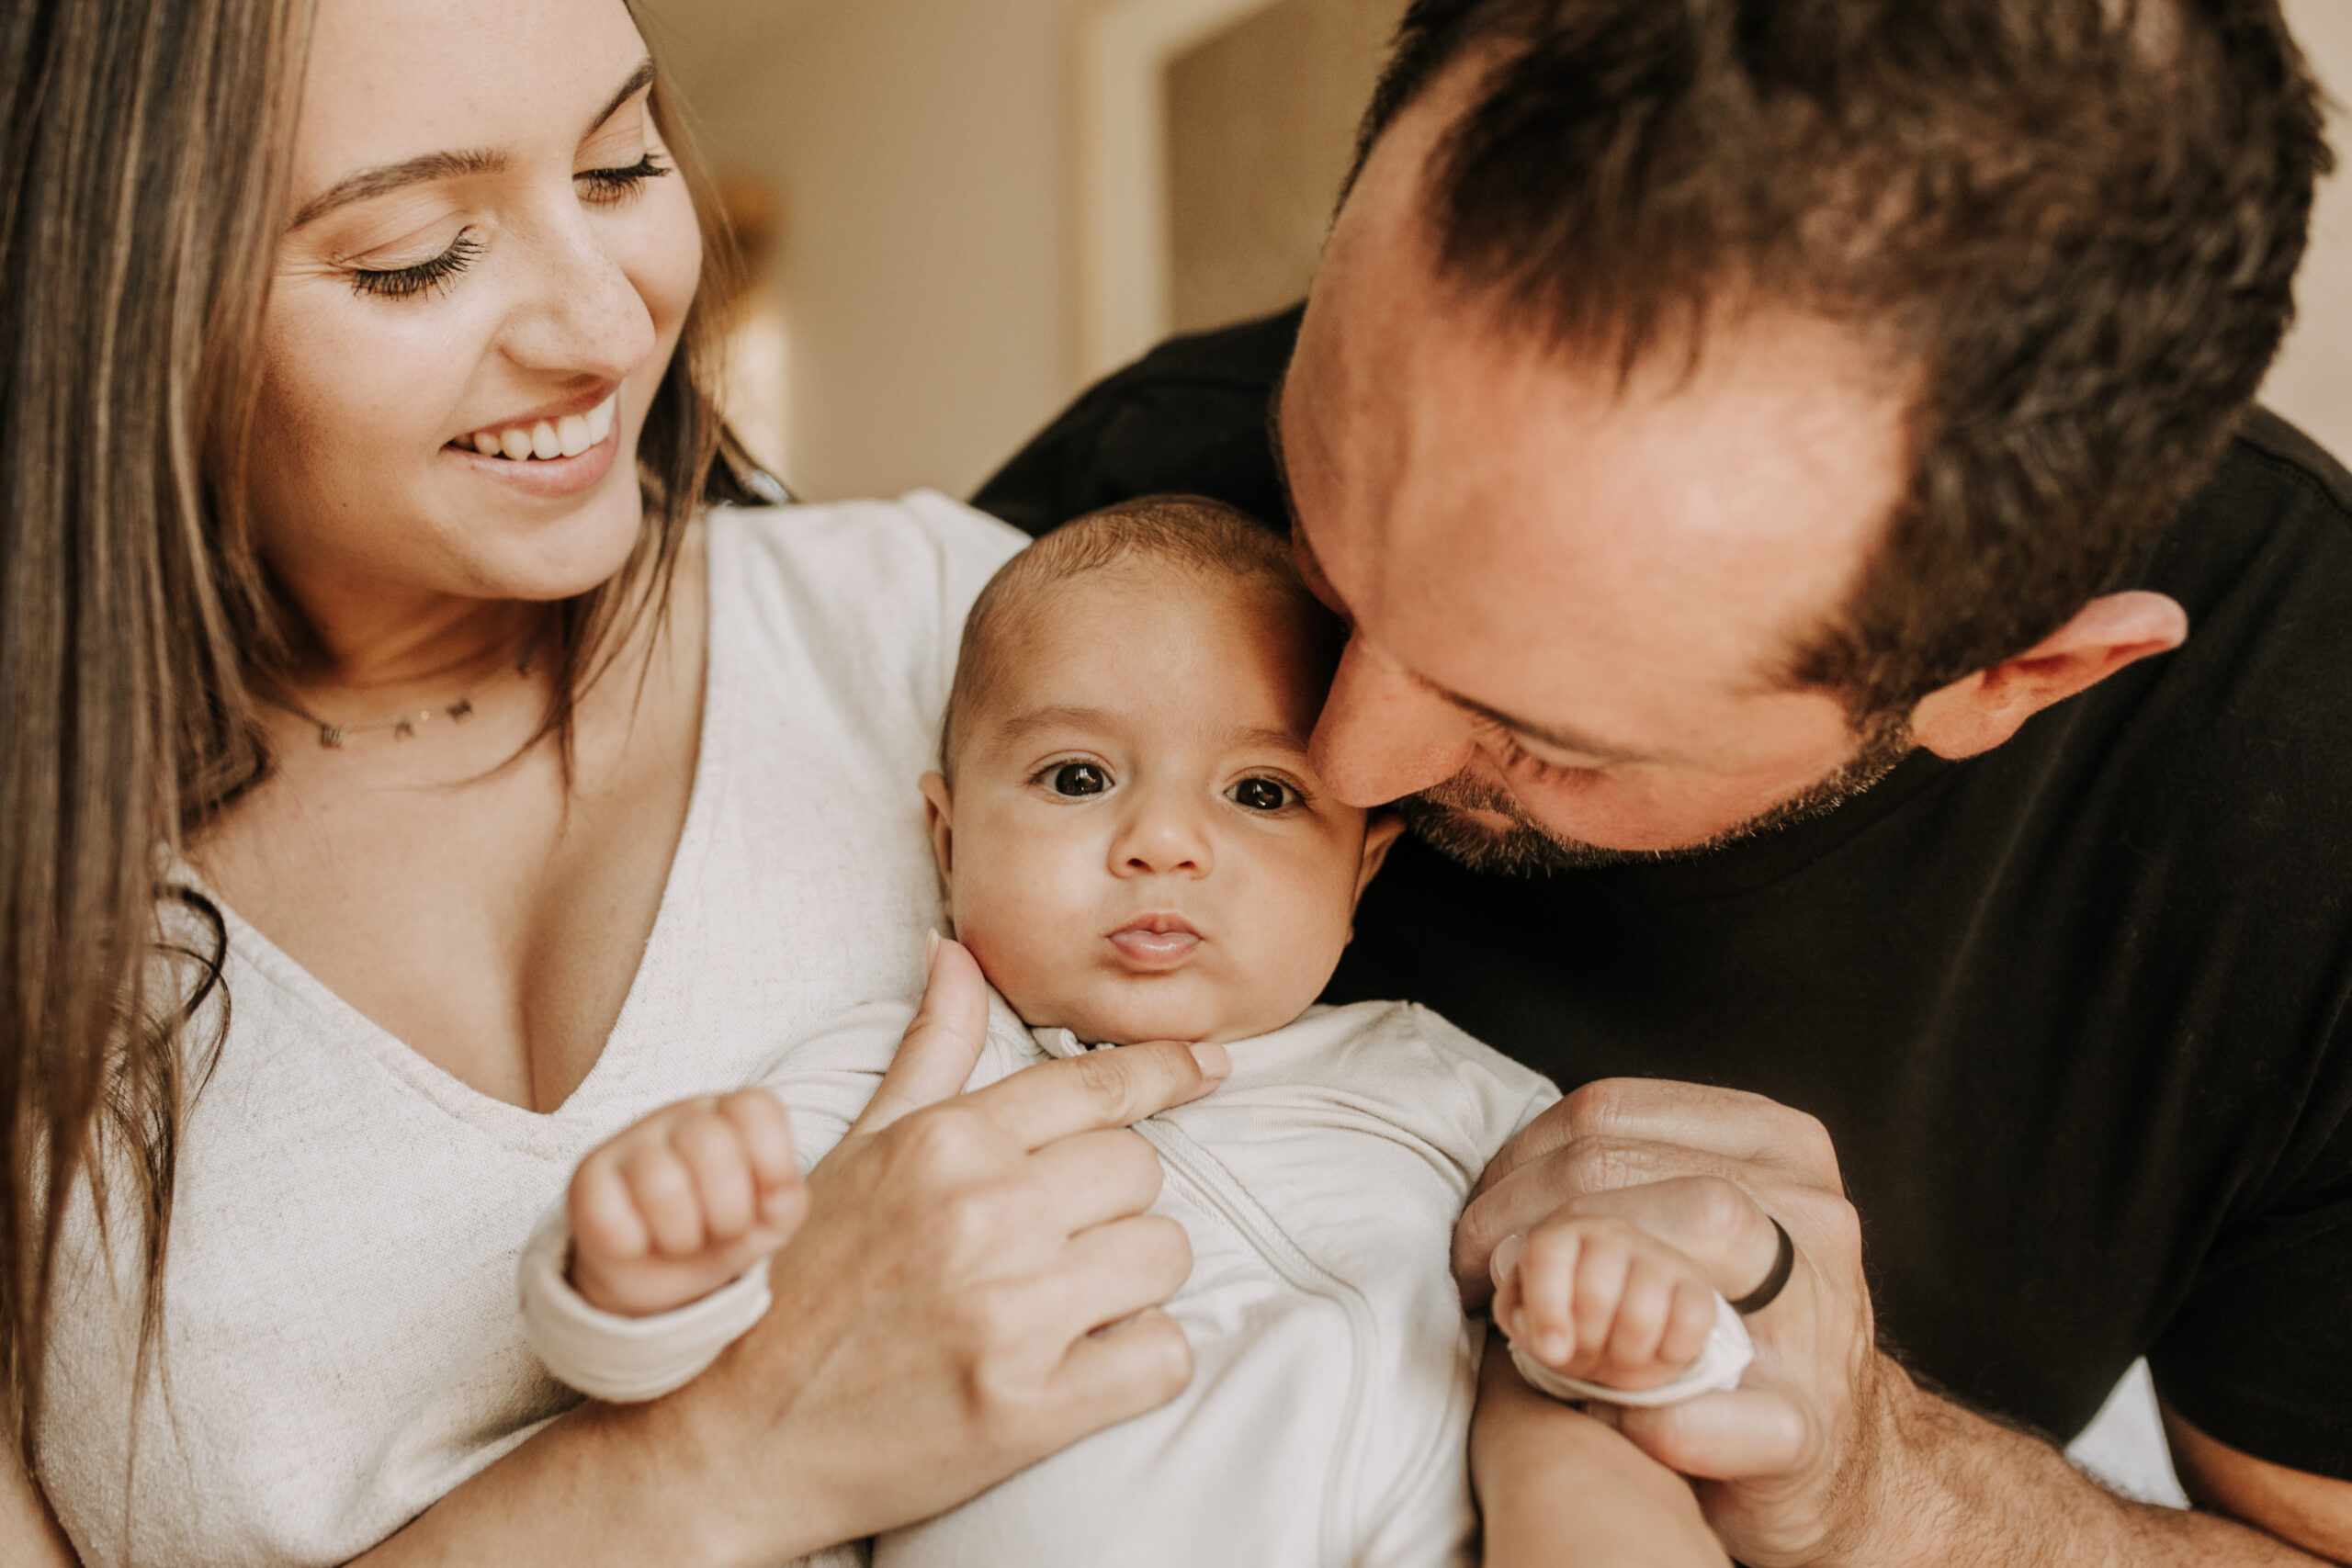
[520,499,1749,1564]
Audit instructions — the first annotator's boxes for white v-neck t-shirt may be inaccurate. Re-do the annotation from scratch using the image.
[35,494,1026,1568]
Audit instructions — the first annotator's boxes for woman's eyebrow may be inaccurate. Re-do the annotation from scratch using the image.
[288,148,507,231]
[285,58,657,233]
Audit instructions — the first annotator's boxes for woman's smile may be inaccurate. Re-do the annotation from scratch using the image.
[444,387,624,497]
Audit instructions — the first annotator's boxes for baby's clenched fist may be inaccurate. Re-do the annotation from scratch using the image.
[569,1089,808,1318]
[1491,1214,1718,1393]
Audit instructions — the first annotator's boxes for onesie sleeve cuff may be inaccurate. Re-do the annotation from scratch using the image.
[516,1201,773,1404]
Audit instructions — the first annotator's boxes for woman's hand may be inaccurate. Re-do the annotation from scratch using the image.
[360,937,1226,1568]
[1474,1347,1729,1568]
[648,935,1230,1559]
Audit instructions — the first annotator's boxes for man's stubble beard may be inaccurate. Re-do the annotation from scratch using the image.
[1397,718,1917,875]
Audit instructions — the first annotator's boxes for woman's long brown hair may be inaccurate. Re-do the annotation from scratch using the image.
[0,0,757,1456]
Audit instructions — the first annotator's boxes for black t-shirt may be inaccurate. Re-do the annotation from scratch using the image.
[973,305,2352,1479]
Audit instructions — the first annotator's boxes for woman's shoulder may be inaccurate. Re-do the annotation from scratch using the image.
[709,490,1027,616]
[703,491,1025,704]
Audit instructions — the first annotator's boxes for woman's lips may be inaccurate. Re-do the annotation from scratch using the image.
[1108,915,1202,968]
[442,413,619,499]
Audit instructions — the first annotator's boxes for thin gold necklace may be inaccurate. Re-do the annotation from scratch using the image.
[269,631,545,750]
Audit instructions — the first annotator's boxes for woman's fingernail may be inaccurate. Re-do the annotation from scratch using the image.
[1493,1232,1526,1287]
[924,929,941,972]
[1188,1041,1231,1079]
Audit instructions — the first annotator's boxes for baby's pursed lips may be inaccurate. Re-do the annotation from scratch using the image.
[461,391,618,462]
[1107,912,1204,967]
[1112,913,1201,938]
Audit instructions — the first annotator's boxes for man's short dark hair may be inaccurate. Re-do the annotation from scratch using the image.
[1351,0,2334,722]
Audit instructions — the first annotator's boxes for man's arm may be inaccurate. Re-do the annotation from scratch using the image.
[2171,1404,2352,1562]
[1455,1079,2352,1567]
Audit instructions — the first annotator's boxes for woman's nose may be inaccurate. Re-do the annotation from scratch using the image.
[499,213,658,383]
[1310,636,1478,807]
[1108,787,1214,878]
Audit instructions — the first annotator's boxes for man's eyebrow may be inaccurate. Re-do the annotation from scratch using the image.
[286,58,657,232]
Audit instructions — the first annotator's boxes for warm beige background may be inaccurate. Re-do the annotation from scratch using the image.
[650,0,2351,502]
[1165,0,1405,336]
[2270,0,2352,462]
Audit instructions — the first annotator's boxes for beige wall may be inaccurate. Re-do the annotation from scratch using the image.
[651,0,2352,501]
[646,0,1078,502]
[1165,0,1406,337]
[2266,0,2352,464]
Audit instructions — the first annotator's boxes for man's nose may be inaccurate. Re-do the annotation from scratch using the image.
[1109,784,1214,878]
[1310,636,1477,807]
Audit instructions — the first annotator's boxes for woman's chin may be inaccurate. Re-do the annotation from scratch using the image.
[435,469,657,603]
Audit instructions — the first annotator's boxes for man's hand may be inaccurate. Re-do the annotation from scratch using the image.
[1458,1079,1878,1563]
[1456,1080,2350,1567]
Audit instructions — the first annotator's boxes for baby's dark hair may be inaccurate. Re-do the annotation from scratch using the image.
[942,496,1337,776]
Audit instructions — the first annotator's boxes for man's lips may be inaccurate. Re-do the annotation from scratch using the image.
[1107,914,1202,967]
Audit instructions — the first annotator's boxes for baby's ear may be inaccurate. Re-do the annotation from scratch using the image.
[919,772,956,889]
[1351,810,1408,914]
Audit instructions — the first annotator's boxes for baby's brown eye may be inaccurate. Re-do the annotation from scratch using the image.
[1051,762,1109,796]
[1230,777,1291,811]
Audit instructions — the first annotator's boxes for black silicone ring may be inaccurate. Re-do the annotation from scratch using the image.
[1729,1218,1796,1315]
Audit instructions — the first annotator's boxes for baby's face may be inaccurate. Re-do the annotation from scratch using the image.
[924,566,1400,1045]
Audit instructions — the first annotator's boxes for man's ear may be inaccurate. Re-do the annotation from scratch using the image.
[1910,591,2188,761]
[918,772,956,893]
[1350,810,1408,922]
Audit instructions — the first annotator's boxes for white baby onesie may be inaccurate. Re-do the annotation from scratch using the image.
[526,991,1561,1568]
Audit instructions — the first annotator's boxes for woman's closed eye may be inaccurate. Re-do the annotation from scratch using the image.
[577,152,671,205]
[350,231,483,300]
[345,155,669,300]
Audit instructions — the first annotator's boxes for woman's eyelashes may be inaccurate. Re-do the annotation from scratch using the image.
[344,154,670,299]
[577,152,672,205]
[349,231,483,300]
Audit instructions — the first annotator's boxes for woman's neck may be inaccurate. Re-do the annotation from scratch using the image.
[282,586,554,708]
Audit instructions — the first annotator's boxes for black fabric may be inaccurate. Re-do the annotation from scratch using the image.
[973,307,2352,1479]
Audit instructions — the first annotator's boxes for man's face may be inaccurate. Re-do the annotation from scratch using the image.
[1277,73,1917,866]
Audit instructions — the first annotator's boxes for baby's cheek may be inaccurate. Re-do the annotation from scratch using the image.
[951,886,1074,1016]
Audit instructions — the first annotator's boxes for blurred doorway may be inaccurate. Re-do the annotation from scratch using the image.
[1166,0,1405,337]
[1074,0,1406,379]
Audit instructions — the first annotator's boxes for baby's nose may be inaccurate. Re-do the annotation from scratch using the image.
[1111,795,1213,877]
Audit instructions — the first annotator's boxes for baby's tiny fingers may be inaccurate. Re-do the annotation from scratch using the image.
[673,1108,760,1244]
[1570,1241,1633,1354]
[1602,1266,1673,1371]
[718,1088,798,1191]
[1518,1224,1587,1364]
[570,1162,652,1263]
[1658,1280,1718,1367]
[619,1140,708,1257]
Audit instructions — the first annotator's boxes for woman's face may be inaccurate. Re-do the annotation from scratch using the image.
[255,0,701,616]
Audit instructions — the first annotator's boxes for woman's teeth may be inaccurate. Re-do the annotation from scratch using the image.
[467,394,616,461]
